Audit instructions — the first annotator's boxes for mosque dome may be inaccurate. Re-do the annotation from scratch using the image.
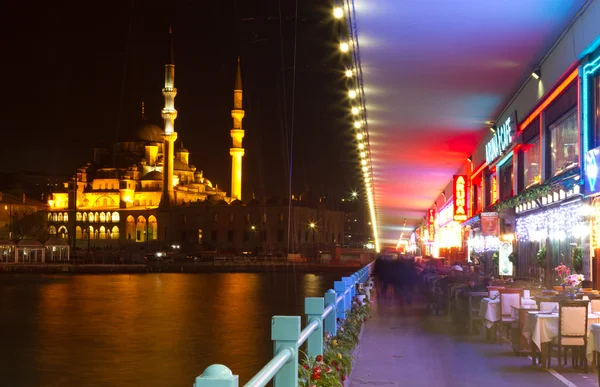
[136,123,164,142]
[142,170,163,181]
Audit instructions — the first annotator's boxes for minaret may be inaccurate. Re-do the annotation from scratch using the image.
[230,57,245,201]
[161,27,178,207]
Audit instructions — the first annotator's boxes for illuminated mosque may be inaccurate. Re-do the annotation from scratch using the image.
[46,30,246,246]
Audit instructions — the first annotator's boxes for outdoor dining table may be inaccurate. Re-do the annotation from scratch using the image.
[523,311,600,368]
[479,297,536,341]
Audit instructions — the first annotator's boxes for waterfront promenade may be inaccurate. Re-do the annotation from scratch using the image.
[350,296,597,387]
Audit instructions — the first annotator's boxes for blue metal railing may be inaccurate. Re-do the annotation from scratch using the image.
[193,262,375,387]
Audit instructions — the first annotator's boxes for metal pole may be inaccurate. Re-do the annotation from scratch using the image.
[146,208,150,249]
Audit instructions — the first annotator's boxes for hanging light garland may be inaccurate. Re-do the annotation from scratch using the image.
[333,1,379,252]
[515,200,587,242]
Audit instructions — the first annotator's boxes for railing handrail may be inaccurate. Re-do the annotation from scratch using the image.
[243,347,293,387]
[194,260,375,387]
[297,319,320,347]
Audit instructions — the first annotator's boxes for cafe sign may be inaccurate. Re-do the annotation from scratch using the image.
[485,112,517,164]
[428,209,436,242]
[453,175,468,222]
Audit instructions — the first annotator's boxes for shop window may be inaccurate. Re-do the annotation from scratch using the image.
[549,111,578,177]
[522,139,541,188]
[499,157,513,202]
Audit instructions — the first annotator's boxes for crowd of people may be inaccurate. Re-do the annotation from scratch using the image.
[373,255,418,305]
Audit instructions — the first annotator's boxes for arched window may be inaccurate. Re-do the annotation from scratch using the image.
[99,212,106,223]
[111,226,119,240]
[76,212,82,222]
[83,212,88,222]
[63,212,68,222]
[94,212,99,223]
[47,213,52,221]
[58,226,68,239]
[75,226,82,239]
[89,226,95,239]
[58,213,63,222]
[49,226,57,235]
[148,215,157,240]
[88,212,94,222]
[112,212,120,223]
[136,216,146,242]
[52,213,58,222]
[99,226,106,239]
[126,216,135,241]
[198,229,203,243]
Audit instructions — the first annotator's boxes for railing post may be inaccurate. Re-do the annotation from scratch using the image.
[334,281,347,320]
[305,297,324,358]
[324,289,337,336]
[272,316,300,387]
[194,364,239,387]
[342,276,353,305]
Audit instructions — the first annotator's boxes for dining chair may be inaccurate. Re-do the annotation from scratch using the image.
[498,288,523,338]
[547,300,589,371]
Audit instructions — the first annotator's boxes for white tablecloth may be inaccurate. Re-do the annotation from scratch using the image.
[586,323,600,361]
[479,297,536,328]
[524,312,600,350]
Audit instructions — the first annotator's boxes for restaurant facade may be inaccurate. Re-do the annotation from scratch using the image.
[414,40,600,287]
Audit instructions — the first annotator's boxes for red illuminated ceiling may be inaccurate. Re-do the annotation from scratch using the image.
[352,0,587,247]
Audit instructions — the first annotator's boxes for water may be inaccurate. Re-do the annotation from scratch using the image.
[0,270,351,387]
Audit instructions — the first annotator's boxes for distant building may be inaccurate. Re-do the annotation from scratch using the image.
[0,191,48,241]
[173,197,344,257]
[44,31,343,256]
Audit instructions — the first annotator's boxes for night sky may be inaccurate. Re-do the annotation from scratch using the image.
[1,0,358,200]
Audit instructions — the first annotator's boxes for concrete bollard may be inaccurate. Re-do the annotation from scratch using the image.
[194,364,239,387]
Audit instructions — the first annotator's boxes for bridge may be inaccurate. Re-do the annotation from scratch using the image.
[192,1,600,386]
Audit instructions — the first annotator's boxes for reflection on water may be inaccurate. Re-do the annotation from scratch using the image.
[0,270,349,387]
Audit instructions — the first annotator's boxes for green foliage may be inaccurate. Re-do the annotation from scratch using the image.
[537,246,546,268]
[495,184,551,211]
[492,252,499,268]
[508,251,518,268]
[298,296,371,387]
[573,247,583,273]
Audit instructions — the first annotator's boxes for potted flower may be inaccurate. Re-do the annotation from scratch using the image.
[564,273,585,300]
[553,263,571,291]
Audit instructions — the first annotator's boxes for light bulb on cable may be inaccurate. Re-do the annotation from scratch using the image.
[340,42,349,53]
[358,143,364,149]
[348,90,357,99]
[351,107,359,115]
[356,133,363,140]
[360,152,366,158]
[354,121,362,129]
[345,69,353,77]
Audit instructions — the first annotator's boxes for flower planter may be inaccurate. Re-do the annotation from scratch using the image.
[344,322,365,387]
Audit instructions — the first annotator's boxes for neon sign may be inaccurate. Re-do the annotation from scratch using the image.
[585,146,600,195]
[428,209,436,242]
[485,112,516,164]
[492,175,498,204]
[453,175,468,222]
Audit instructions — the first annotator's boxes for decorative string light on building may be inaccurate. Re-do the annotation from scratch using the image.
[468,236,501,253]
[333,1,379,251]
[515,200,585,242]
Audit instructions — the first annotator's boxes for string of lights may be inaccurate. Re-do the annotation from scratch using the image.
[333,1,380,252]
[515,200,586,242]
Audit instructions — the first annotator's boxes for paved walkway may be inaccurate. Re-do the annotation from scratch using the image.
[350,296,597,387]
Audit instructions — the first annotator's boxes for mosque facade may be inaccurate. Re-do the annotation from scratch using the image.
[44,32,346,256]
